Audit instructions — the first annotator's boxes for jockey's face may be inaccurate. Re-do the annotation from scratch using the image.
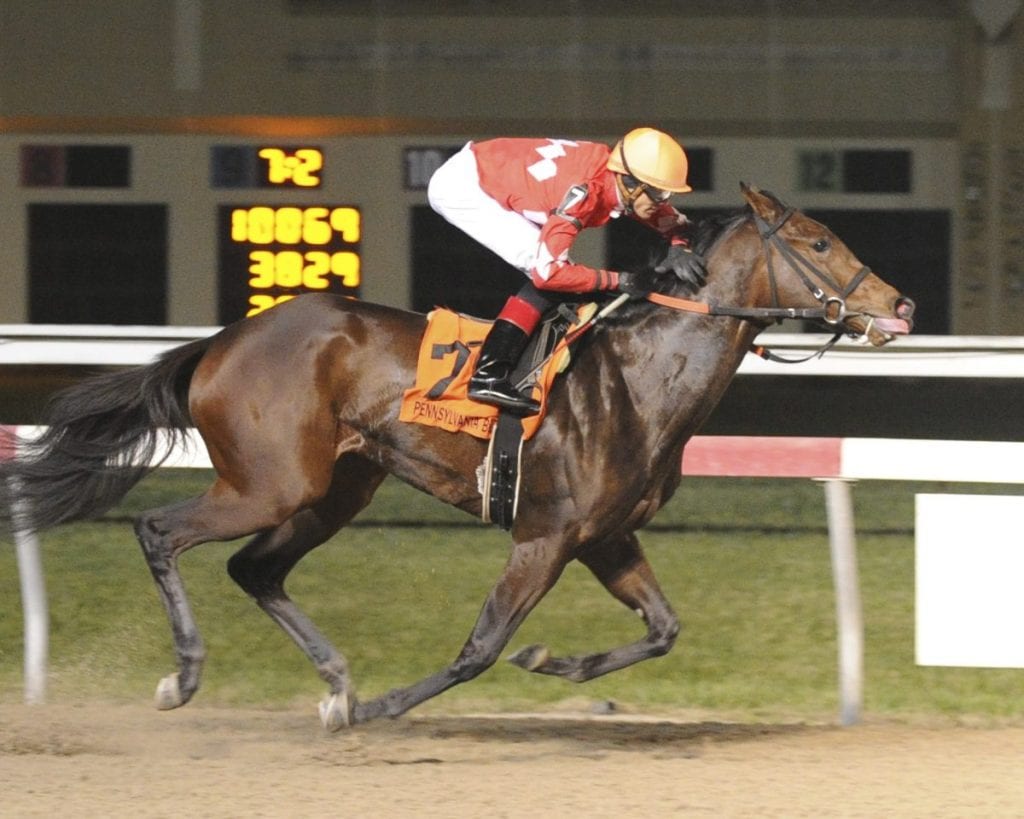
[632,188,663,219]
[616,172,670,219]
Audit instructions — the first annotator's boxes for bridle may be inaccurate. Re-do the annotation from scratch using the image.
[646,206,877,362]
[756,208,877,331]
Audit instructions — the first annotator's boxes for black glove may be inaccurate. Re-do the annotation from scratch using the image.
[616,270,658,299]
[655,243,707,292]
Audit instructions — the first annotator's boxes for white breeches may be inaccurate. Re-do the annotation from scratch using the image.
[427,143,539,275]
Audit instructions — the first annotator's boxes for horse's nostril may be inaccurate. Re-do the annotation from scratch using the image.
[896,297,916,319]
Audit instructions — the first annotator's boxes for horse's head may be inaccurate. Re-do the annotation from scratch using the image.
[738,183,915,345]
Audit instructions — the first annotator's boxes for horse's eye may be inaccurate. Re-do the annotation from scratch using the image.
[812,238,830,253]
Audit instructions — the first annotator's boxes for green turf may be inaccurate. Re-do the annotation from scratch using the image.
[2,471,1022,722]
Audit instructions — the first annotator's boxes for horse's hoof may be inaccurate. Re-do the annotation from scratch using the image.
[507,644,550,672]
[319,691,351,732]
[154,672,183,710]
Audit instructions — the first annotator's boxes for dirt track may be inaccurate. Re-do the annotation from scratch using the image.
[1,702,1023,817]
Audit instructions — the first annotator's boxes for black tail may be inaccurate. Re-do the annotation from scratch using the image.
[2,335,214,532]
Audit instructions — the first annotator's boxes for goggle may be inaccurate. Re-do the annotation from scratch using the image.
[622,174,672,203]
[643,184,672,203]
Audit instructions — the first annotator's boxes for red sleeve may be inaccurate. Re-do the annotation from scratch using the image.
[528,214,618,292]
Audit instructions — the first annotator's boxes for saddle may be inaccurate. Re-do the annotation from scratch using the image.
[400,303,595,529]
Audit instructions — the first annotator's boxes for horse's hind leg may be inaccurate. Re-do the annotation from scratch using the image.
[226,455,387,731]
[135,487,295,710]
[135,505,205,710]
[508,532,680,681]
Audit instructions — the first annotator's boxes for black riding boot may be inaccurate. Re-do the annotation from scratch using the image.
[468,319,541,416]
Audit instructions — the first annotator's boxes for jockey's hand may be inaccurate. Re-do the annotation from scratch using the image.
[655,244,707,292]
[616,270,659,299]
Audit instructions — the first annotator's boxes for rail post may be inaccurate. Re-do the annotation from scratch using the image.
[3,424,48,705]
[9,476,48,705]
[820,477,863,726]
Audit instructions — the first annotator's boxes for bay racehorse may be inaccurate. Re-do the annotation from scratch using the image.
[3,185,914,729]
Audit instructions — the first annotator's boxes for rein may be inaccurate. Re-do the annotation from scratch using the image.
[516,205,874,387]
[646,207,874,363]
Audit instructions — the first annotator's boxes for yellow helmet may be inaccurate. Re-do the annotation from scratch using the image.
[607,127,692,194]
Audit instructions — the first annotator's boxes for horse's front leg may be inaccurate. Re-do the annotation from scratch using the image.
[508,531,679,681]
[351,536,569,724]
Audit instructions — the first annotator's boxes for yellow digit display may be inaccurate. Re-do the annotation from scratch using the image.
[218,204,361,322]
[246,249,361,291]
[230,206,360,246]
[257,147,323,188]
[211,145,324,189]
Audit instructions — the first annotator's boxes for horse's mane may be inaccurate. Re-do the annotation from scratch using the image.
[601,205,752,325]
[690,207,751,258]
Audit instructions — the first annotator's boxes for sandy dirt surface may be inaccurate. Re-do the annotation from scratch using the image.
[1,702,1023,818]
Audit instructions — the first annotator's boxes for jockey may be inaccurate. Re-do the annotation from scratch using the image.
[427,127,706,416]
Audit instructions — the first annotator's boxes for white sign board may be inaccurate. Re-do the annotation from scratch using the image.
[916,494,1024,668]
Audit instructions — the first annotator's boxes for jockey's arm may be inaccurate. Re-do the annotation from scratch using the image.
[528,214,619,293]
[633,203,707,292]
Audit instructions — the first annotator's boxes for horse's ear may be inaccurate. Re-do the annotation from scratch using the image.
[741,183,783,221]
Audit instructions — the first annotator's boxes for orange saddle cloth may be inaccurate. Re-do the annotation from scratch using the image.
[399,309,569,441]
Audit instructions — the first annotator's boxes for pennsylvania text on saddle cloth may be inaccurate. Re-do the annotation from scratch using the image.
[399,308,571,441]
